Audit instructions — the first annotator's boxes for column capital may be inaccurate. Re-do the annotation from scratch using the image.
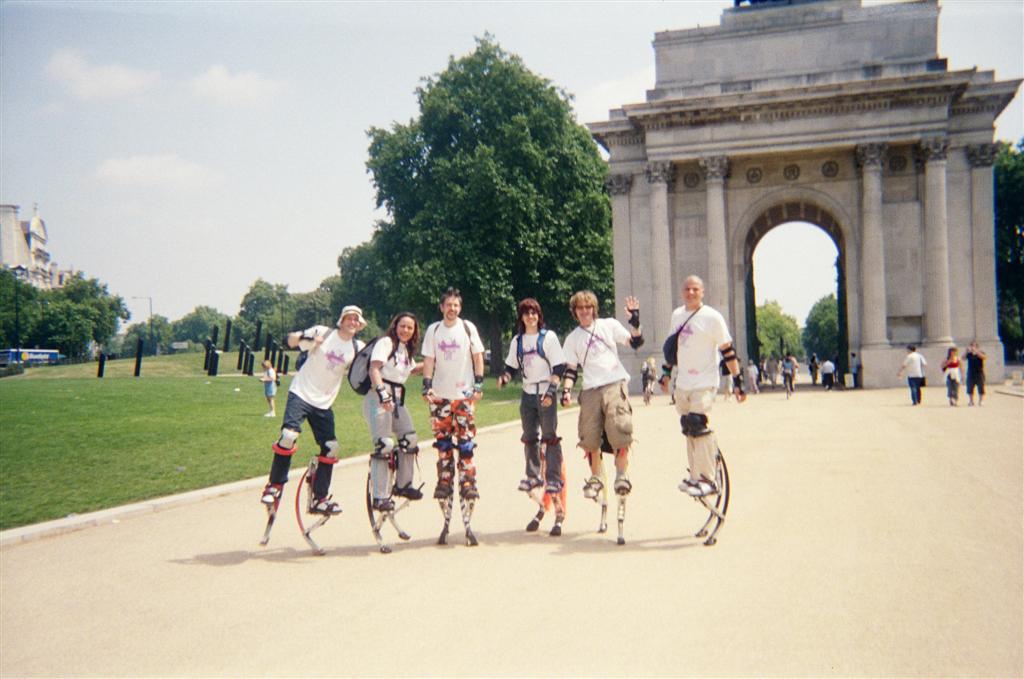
[698,155,730,181]
[855,143,888,170]
[918,136,949,162]
[605,173,633,196]
[965,143,1001,168]
[644,161,675,186]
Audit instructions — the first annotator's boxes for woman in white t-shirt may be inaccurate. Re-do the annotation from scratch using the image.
[497,298,567,536]
[365,312,423,512]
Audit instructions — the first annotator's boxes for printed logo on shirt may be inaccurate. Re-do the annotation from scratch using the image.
[585,335,606,355]
[678,325,695,346]
[325,350,349,367]
[438,338,461,360]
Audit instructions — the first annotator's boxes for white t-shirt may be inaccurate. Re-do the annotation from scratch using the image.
[821,360,836,375]
[290,326,363,409]
[422,319,485,400]
[371,336,416,384]
[562,318,631,389]
[669,304,732,392]
[503,330,566,392]
[902,352,927,378]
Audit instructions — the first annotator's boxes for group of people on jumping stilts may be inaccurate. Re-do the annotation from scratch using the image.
[258,275,746,554]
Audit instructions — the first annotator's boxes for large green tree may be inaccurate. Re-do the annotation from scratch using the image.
[238,279,292,344]
[366,36,612,370]
[802,294,839,361]
[757,300,803,359]
[171,305,228,348]
[995,139,1024,359]
[121,315,173,357]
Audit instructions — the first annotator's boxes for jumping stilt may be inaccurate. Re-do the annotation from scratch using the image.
[691,449,731,547]
[437,495,453,545]
[460,495,478,546]
[259,493,280,546]
[295,460,330,556]
[616,495,627,545]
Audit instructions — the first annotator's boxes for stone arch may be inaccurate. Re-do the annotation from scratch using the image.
[729,187,860,373]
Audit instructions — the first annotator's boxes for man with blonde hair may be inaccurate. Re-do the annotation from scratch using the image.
[560,291,644,505]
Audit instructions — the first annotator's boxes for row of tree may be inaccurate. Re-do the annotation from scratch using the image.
[0,270,129,359]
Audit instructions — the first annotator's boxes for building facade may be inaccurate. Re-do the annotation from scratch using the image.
[1,204,76,289]
[589,0,1020,388]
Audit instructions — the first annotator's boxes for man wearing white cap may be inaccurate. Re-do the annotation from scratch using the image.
[260,305,366,515]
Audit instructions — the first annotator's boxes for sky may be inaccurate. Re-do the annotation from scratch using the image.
[2,0,1021,330]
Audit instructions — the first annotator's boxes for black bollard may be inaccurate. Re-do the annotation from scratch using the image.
[222,318,232,352]
[97,353,106,378]
[210,325,219,349]
[276,349,284,375]
[203,339,212,371]
[245,352,255,376]
[269,342,278,370]
[237,340,247,371]
[134,339,144,377]
[283,354,290,375]
[253,320,263,352]
[264,332,273,361]
[208,350,219,377]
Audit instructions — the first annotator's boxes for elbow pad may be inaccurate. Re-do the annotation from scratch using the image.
[564,366,579,383]
[629,335,645,349]
[551,363,566,378]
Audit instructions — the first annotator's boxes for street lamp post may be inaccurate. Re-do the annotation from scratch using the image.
[132,296,155,356]
[12,266,28,361]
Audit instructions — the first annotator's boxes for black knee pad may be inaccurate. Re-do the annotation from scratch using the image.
[372,437,395,460]
[680,413,712,437]
[397,434,419,455]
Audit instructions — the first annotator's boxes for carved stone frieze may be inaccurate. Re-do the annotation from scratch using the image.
[965,143,1001,168]
[698,156,730,181]
[605,173,634,196]
[645,161,676,186]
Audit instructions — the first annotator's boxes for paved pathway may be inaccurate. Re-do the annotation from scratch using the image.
[2,385,1021,677]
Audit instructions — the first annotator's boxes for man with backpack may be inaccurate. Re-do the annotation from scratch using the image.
[421,288,486,545]
[660,276,745,498]
[260,305,366,518]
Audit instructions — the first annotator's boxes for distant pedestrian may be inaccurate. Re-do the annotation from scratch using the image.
[781,353,797,397]
[965,341,986,406]
[821,358,836,390]
[941,346,962,407]
[745,359,760,394]
[766,356,779,388]
[259,359,278,417]
[809,353,820,385]
[897,344,927,406]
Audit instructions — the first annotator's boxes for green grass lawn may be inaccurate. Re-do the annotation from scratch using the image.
[0,353,522,530]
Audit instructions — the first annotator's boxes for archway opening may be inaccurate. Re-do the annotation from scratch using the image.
[744,214,848,382]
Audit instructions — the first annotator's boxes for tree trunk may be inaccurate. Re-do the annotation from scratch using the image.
[488,312,504,376]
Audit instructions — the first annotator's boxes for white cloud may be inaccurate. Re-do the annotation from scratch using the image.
[93,154,223,191]
[189,65,284,105]
[572,66,655,125]
[46,50,160,100]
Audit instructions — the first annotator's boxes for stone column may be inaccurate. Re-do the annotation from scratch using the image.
[605,173,634,316]
[966,143,1001,343]
[699,155,730,321]
[645,162,675,344]
[856,143,888,347]
[920,136,953,344]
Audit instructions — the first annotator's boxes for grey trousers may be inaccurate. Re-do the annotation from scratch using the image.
[363,391,417,500]
[520,390,563,490]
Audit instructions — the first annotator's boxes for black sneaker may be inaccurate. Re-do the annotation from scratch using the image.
[393,484,423,501]
[371,497,395,512]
